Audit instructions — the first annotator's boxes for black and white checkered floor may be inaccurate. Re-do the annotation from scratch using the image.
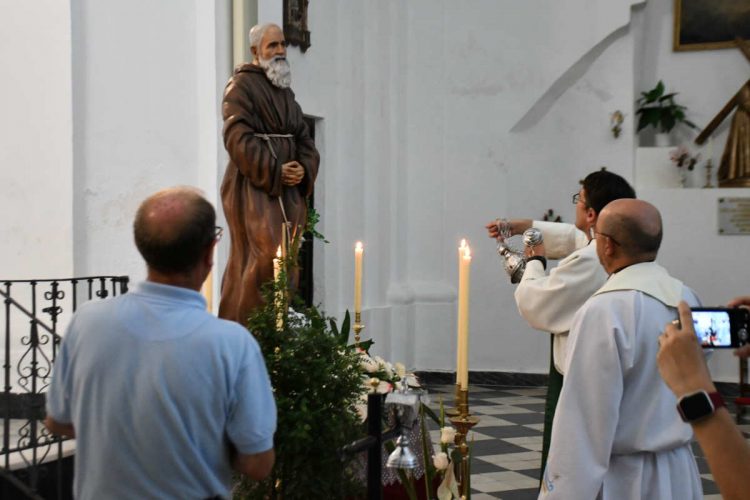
[423,384,724,499]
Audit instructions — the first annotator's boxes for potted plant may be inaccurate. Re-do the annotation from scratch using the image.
[636,80,698,146]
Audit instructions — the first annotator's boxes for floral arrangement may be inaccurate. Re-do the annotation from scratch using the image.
[669,145,701,171]
[355,343,467,499]
[355,346,420,419]
[430,401,463,499]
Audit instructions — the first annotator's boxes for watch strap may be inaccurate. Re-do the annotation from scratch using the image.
[708,391,725,411]
[677,390,724,423]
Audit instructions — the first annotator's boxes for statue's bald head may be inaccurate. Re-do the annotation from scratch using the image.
[133,187,216,274]
[598,199,663,260]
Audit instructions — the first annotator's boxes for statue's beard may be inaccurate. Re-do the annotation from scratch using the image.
[259,56,292,89]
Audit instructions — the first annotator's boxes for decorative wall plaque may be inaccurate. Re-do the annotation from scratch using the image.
[283,0,311,53]
[718,197,750,234]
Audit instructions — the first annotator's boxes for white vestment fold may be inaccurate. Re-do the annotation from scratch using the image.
[540,262,703,500]
[515,221,606,374]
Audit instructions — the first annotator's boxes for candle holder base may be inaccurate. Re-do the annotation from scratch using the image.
[448,388,480,497]
[450,413,479,498]
[353,312,364,346]
[446,383,461,417]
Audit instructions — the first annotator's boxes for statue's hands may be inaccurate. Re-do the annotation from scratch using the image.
[281,161,305,186]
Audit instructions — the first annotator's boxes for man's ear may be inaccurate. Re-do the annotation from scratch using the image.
[586,207,597,227]
[204,240,217,268]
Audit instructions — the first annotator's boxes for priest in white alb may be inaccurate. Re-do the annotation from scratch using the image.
[540,199,702,499]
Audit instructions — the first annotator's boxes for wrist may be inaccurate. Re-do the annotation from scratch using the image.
[677,390,725,423]
[526,255,547,270]
[515,219,532,236]
[674,378,717,398]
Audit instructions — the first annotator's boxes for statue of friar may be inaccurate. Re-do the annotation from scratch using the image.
[219,23,320,324]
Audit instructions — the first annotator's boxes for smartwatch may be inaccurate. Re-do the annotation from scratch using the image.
[676,390,724,423]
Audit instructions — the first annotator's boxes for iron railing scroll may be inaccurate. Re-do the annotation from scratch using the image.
[1,276,128,499]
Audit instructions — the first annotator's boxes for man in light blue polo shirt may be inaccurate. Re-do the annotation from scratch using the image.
[45,187,276,499]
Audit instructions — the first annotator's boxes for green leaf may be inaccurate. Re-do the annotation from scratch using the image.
[661,114,676,133]
[341,309,351,339]
[643,80,664,102]
[420,404,436,498]
[354,338,375,352]
[329,318,339,337]
[422,402,442,426]
[636,108,661,132]
[658,92,678,102]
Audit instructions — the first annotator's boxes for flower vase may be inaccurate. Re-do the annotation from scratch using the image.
[655,133,671,147]
[679,169,687,188]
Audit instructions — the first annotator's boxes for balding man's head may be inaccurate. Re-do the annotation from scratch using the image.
[597,199,663,260]
[133,187,216,274]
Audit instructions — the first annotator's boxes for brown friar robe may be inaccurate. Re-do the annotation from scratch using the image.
[219,63,320,325]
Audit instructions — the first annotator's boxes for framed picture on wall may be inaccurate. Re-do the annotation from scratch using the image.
[674,0,750,51]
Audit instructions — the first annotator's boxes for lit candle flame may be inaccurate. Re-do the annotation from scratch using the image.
[355,241,363,252]
[276,246,282,258]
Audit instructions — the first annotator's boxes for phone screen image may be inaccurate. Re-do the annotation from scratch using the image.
[692,311,732,347]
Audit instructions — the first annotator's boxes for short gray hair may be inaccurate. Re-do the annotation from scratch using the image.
[249,23,277,50]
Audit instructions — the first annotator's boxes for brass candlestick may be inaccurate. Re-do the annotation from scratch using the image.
[353,311,364,346]
[704,159,714,188]
[446,383,461,417]
[449,388,480,499]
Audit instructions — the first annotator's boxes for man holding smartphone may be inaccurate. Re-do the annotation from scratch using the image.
[659,300,750,500]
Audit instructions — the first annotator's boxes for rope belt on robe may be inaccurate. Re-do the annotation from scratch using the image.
[254,133,296,246]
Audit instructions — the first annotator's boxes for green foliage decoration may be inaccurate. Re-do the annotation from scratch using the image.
[234,202,366,498]
[635,80,698,134]
[233,280,367,499]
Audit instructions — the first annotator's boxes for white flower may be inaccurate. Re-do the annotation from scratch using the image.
[364,377,391,394]
[440,426,457,444]
[433,452,450,471]
[403,373,421,388]
[394,362,406,378]
[359,353,379,373]
[376,380,393,394]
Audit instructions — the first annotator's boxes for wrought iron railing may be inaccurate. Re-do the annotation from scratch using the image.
[339,393,401,500]
[1,276,129,499]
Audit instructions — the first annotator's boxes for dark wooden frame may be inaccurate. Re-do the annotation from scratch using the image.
[674,0,750,51]
[296,116,316,307]
[283,0,311,53]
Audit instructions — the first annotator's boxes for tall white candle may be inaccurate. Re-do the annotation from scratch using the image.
[457,242,471,390]
[354,242,364,315]
[456,240,468,384]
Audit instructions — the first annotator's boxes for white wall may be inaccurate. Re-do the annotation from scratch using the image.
[0,0,73,279]
[288,0,643,375]
[3,0,750,383]
[70,0,231,286]
[285,0,749,383]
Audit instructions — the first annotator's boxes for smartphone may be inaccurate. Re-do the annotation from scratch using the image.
[690,307,750,348]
